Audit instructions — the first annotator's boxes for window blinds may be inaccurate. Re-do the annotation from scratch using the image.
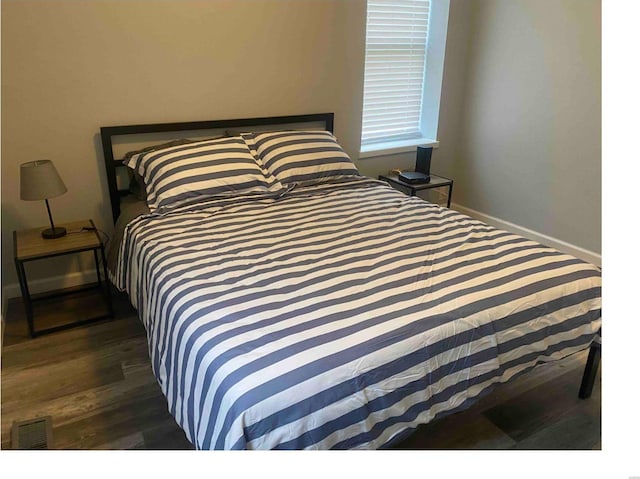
[361,0,431,145]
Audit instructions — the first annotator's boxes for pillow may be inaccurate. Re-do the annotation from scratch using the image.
[124,136,284,212]
[240,130,360,186]
[123,139,208,202]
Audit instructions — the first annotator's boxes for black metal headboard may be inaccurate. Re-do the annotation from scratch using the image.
[100,112,334,224]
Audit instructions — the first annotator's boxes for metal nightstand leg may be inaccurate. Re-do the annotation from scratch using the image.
[15,259,35,338]
[447,182,453,208]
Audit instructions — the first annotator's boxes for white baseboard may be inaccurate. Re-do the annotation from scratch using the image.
[451,203,601,267]
[2,269,99,302]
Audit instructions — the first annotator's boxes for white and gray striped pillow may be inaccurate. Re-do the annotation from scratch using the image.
[124,137,284,212]
[241,131,360,186]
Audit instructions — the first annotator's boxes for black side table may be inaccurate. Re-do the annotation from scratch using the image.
[13,219,113,337]
[378,173,454,207]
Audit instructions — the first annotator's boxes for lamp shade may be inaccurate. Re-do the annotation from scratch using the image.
[20,160,67,201]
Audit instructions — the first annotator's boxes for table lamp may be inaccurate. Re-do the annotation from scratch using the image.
[20,160,68,239]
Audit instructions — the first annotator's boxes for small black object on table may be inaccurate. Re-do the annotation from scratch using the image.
[378,173,454,208]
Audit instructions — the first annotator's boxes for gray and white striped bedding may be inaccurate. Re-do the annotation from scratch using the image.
[113,177,601,449]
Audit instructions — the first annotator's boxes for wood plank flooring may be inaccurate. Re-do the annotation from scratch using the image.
[1,286,601,450]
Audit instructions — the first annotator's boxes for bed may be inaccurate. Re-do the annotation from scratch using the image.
[100,113,601,450]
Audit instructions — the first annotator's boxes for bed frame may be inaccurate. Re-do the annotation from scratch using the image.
[98,111,599,404]
[100,112,334,224]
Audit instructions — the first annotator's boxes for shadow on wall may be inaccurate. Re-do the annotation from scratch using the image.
[93,132,116,230]
[1,202,21,290]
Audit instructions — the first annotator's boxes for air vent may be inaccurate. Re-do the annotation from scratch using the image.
[11,416,53,449]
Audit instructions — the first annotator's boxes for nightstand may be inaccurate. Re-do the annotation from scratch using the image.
[378,173,454,208]
[13,219,113,337]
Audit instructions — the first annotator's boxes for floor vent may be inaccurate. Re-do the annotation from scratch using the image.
[11,416,53,449]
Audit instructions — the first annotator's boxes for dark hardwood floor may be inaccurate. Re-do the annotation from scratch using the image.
[1,285,601,450]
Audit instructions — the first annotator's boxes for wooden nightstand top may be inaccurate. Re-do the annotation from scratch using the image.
[14,219,102,261]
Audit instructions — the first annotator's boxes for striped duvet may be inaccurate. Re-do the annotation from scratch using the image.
[114,178,601,449]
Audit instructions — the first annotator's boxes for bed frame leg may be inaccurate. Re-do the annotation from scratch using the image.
[579,343,601,399]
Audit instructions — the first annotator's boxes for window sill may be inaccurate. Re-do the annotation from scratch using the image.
[358,138,439,160]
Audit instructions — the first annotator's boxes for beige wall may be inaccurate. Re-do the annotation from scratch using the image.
[373,0,601,256]
[1,0,601,296]
[1,0,368,289]
[451,0,602,253]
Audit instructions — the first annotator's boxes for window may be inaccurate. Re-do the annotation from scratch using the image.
[360,0,450,158]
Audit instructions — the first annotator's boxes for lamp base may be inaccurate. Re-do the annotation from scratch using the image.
[41,227,67,239]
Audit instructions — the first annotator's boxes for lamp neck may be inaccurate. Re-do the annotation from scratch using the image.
[44,198,56,231]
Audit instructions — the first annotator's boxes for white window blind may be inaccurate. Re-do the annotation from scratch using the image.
[361,0,431,146]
